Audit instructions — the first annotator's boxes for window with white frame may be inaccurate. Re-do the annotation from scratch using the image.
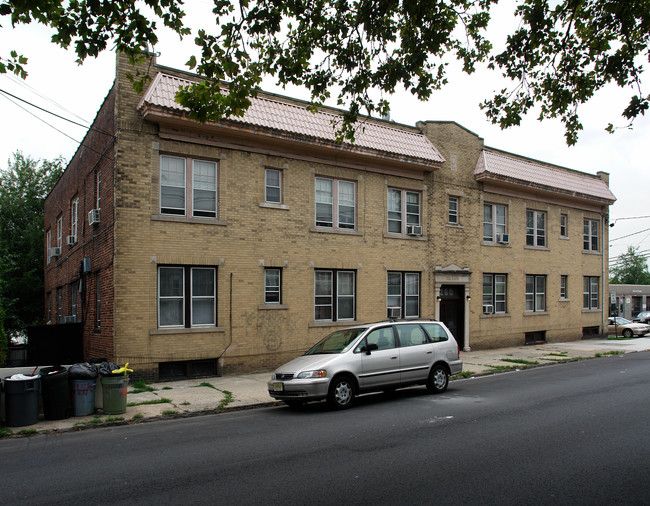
[95,272,101,329]
[483,274,507,314]
[525,275,546,312]
[388,188,420,234]
[46,229,52,265]
[265,169,282,204]
[70,197,78,242]
[315,177,355,230]
[264,268,281,304]
[583,219,599,251]
[387,272,420,318]
[192,159,217,217]
[483,203,507,242]
[448,196,459,224]
[526,210,546,247]
[70,281,79,321]
[583,276,599,309]
[56,216,63,249]
[56,287,63,323]
[314,270,355,321]
[560,214,568,237]
[158,266,217,328]
[160,155,218,218]
[560,275,568,299]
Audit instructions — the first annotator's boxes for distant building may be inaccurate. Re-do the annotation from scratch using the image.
[44,53,616,380]
[609,284,650,319]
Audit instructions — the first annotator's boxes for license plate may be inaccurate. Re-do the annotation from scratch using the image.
[273,382,284,392]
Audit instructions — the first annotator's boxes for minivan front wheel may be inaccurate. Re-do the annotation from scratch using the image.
[427,364,449,394]
[327,375,355,409]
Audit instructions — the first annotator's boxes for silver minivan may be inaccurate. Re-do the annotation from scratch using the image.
[268,320,463,409]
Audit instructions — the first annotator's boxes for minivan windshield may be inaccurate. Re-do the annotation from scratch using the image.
[305,328,367,355]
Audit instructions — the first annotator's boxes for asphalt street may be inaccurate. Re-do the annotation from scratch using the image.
[1,351,648,505]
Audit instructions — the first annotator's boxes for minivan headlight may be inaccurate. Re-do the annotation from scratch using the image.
[296,370,327,379]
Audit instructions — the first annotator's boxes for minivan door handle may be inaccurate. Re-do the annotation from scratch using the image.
[390,355,398,360]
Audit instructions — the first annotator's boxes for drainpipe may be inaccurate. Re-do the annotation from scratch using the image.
[602,212,607,336]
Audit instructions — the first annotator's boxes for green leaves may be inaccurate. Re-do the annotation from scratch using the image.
[482,0,650,145]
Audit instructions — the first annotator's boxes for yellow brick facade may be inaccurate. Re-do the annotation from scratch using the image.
[46,54,613,380]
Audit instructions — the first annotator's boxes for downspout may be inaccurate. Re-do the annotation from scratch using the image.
[602,212,607,337]
[217,272,233,375]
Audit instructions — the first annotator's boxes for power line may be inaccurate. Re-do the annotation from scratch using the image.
[0,87,90,129]
[609,227,650,243]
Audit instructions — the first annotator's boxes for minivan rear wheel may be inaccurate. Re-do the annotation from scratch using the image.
[426,364,449,394]
[327,375,355,409]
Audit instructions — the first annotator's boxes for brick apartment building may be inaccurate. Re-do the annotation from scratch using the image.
[43,53,616,380]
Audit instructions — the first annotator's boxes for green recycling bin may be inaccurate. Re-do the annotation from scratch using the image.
[101,375,129,414]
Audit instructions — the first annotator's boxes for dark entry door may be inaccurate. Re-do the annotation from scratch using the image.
[439,285,464,346]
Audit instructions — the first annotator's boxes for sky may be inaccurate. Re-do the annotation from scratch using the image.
[1,0,648,268]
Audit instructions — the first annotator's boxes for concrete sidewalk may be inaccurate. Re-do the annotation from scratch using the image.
[2,336,649,437]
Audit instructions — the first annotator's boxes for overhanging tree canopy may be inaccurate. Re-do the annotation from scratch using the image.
[1,0,648,144]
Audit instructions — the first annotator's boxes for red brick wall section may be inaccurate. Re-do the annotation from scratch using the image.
[43,85,117,362]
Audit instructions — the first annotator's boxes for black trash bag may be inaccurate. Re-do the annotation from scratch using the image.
[99,361,121,377]
[68,362,99,379]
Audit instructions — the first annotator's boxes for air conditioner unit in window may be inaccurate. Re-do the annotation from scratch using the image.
[497,233,509,244]
[66,235,76,246]
[88,209,100,226]
[482,304,493,314]
[387,307,401,319]
[49,246,61,257]
[62,315,76,324]
[407,225,423,236]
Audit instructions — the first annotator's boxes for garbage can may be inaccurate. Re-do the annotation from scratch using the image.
[68,363,98,416]
[102,375,129,414]
[3,374,41,427]
[40,366,72,420]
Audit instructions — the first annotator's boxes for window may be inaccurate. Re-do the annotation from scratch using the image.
[483,274,507,314]
[483,203,507,242]
[96,170,101,210]
[56,287,63,323]
[265,169,282,204]
[560,214,568,237]
[388,188,420,234]
[525,275,546,312]
[56,216,63,249]
[387,272,420,318]
[95,272,101,329]
[560,275,568,299]
[70,197,79,242]
[395,323,428,347]
[70,281,79,321]
[314,270,355,321]
[583,219,599,251]
[448,196,459,224]
[526,210,546,247]
[583,276,599,309]
[192,160,217,217]
[46,229,52,265]
[264,268,281,304]
[160,155,218,218]
[158,266,217,328]
[315,177,355,230]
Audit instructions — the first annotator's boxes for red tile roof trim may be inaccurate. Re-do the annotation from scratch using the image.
[138,73,445,166]
[475,150,616,203]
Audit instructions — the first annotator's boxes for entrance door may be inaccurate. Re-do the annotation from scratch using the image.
[439,285,464,346]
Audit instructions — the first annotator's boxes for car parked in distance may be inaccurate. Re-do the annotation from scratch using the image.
[268,319,463,409]
[633,311,650,324]
[607,317,650,338]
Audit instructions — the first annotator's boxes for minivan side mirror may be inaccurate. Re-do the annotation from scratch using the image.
[364,343,378,355]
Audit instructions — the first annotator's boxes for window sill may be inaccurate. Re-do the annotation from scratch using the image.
[310,227,363,236]
[152,215,227,226]
[258,304,289,310]
[524,245,550,251]
[446,223,463,229]
[558,298,571,302]
[309,320,360,328]
[481,241,511,247]
[581,308,601,313]
[150,326,226,335]
[480,312,511,318]
[559,236,570,240]
[259,202,290,211]
[523,311,549,316]
[582,250,602,255]
[383,233,426,241]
